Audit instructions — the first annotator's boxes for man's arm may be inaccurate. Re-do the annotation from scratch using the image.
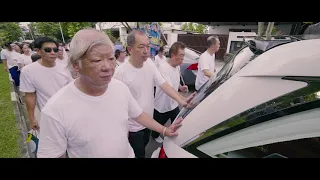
[160,82,187,106]
[203,69,213,78]
[2,59,7,71]
[135,112,182,137]
[37,111,67,158]
[25,92,39,130]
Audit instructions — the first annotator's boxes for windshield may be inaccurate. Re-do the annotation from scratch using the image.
[178,46,256,119]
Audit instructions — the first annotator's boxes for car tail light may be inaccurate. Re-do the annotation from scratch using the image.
[158,146,167,158]
[187,63,198,70]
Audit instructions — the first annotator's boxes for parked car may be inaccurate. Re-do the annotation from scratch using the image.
[164,46,225,86]
[152,38,320,158]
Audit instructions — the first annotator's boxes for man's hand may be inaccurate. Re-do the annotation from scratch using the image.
[186,92,196,103]
[3,66,7,72]
[179,85,189,93]
[164,117,183,137]
[30,120,40,130]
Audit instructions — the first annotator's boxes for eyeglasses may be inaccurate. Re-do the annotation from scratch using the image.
[43,47,59,53]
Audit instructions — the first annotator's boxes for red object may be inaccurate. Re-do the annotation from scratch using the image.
[187,63,198,70]
[158,146,167,158]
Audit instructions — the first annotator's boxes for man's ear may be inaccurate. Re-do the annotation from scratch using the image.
[127,46,132,55]
[72,61,81,72]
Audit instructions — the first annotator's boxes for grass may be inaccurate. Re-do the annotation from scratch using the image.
[0,64,21,158]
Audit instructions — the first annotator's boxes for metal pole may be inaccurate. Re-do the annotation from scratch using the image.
[59,22,65,43]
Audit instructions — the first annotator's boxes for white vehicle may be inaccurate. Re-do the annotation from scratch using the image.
[152,38,320,158]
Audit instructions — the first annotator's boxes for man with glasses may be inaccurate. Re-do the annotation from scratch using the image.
[20,37,73,130]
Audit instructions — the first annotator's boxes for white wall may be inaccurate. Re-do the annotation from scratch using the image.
[209,25,258,34]
[226,32,257,53]
[209,24,292,35]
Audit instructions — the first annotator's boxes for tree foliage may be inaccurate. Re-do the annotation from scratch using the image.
[60,22,93,39]
[0,22,23,45]
[181,22,207,34]
[34,22,93,41]
[36,22,60,39]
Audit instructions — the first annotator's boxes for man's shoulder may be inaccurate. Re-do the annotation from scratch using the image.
[110,78,129,90]
[21,61,39,73]
[42,83,73,113]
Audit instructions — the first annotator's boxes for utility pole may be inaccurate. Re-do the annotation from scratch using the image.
[59,22,65,43]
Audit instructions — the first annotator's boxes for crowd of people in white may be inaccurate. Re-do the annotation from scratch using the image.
[1,28,220,158]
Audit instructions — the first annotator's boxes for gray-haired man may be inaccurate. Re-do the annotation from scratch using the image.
[37,28,183,158]
[195,35,220,91]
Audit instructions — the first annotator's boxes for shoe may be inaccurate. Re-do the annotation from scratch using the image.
[154,136,163,143]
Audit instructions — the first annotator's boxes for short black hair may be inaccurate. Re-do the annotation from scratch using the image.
[56,40,65,46]
[29,42,34,51]
[169,41,186,58]
[115,49,121,59]
[34,37,58,49]
[159,46,164,53]
[31,53,41,62]
[4,42,12,48]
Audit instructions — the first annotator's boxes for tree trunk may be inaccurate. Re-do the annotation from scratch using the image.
[257,22,265,38]
[121,22,132,32]
[266,22,275,40]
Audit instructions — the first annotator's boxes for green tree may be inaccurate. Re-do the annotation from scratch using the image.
[36,22,60,39]
[181,22,207,34]
[33,22,93,41]
[195,24,207,34]
[0,22,23,45]
[105,29,118,43]
[60,22,93,39]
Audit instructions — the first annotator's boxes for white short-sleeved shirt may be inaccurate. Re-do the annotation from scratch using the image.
[18,54,33,67]
[114,58,166,132]
[56,56,69,67]
[1,49,20,69]
[154,62,180,113]
[37,79,143,158]
[195,51,216,90]
[19,61,73,110]
[154,55,167,68]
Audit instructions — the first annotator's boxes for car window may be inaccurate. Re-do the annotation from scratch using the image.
[215,136,320,158]
[178,46,255,119]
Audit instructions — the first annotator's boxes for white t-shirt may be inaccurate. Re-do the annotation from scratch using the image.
[154,62,180,113]
[37,79,143,158]
[195,51,216,90]
[115,59,125,68]
[56,56,69,67]
[154,54,167,68]
[114,59,166,132]
[19,61,73,110]
[18,54,33,67]
[1,49,20,69]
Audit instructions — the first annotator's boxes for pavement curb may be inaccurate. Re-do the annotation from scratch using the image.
[9,74,32,158]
